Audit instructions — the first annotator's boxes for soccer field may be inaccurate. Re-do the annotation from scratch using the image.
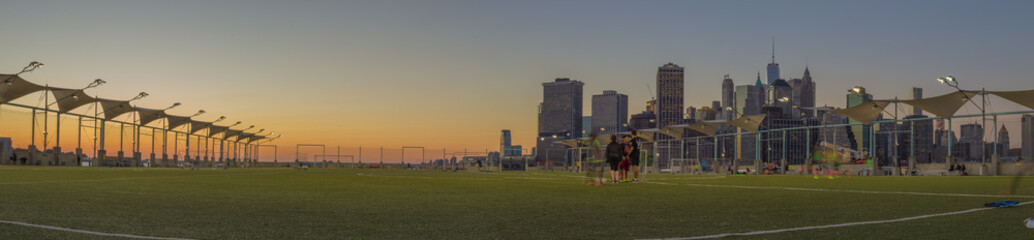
[1,166,1032,239]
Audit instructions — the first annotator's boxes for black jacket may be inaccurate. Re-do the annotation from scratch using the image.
[606,142,622,161]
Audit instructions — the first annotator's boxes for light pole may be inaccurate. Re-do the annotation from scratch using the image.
[154,102,180,167]
[183,110,204,169]
[222,121,241,169]
[937,75,987,175]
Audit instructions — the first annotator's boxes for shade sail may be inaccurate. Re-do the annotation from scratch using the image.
[0,74,46,103]
[208,125,229,137]
[165,115,192,130]
[558,139,579,148]
[991,90,1034,111]
[830,100,891,125]
[50,88,98,113]
[97,98,135,120]
[134,107,166,126]
[726,114,767,133]
[898,91,978,119]
[659,124,690,138]
[634,128,659,142]
[687,121,724,136]
[190,121,211,134]
[224,129,242,140]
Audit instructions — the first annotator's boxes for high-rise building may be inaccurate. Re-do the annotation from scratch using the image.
[685,106,696,121]
[767,39,780,85]
[722,75,734,120]
[902,115,933,163]
[1023,115,1034,160]
[536,77,584,163]
[582,116,592,136]
[734,85,763,117]
[629,112,655,130]
[793,67,816,118]
[712,100,722,119]
[847,86,874,152]
[999,125,1010,157]
[591,90,628,135]
[959,123,984,161]
[500,129,512,155]
[656,63,684,128]
[767,79,793,118]
[910,87,923,116]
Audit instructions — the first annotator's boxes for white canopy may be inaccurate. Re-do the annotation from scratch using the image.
[898,91,978,119]
[830,100,891,125]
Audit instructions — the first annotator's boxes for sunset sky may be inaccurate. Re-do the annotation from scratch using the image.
[1,0,1033,162]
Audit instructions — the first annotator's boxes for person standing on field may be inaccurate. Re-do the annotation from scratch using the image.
[606,135,622,183]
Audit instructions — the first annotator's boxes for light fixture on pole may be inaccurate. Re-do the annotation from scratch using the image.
[936,75,988,175]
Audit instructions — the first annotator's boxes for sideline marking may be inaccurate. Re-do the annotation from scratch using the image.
[0,220,196,240]
[646,182,1034,199]
[639,201,1034,240]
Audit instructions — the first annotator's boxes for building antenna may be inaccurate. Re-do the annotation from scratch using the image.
[771,37,776,64]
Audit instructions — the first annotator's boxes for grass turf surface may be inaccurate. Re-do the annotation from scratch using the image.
[1,166,1033,239]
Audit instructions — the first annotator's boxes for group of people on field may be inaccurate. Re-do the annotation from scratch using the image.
[602,130,641,183]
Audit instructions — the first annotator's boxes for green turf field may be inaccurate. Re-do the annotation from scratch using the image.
[2,166,1033,239]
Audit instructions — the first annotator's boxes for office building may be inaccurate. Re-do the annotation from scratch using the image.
[591,90,629,135]
[656,63,684,128]
[536,78,584,164]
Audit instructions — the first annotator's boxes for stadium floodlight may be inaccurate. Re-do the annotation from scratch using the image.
[85,78,106,89]
[190,110,206,117]
[937,75,958,88]
[129,92,149,102]
[777,97,790,103]
[18,61,43,74]
[214,116,227,122]
[849,87,862,94]
[164,103,182,111]
[228,121,242,127]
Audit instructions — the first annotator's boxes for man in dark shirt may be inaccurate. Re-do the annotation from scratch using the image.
[628,130,642,183]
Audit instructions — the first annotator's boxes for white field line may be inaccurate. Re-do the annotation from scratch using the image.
[0,220,197,240]
[646,181,1034,199]
[639,201,1034,240]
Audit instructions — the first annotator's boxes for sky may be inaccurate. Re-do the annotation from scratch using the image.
[1,0,1033,162]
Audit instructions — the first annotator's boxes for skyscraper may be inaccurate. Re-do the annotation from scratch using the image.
[795,67,817,118]
[500,129,511,155]
[767,39,780,85]
[656,63,684,128]
[847,86,874,152]
[910,87,923,116]
[767,79,792,119]
[960,123,984,161]
[1023,115,1034,160]
[735,84,763,116]
[537,77,584,163]
[722,75,734,120]
[591,90,628,135]
[582,116,592,136]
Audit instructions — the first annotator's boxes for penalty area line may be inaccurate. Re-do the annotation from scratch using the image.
[639,201,1034,240]
[0,220,196,240]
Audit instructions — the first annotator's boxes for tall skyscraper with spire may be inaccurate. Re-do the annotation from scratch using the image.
[766,38,780,85]
[656,63,684,128]
[721,75,734,120]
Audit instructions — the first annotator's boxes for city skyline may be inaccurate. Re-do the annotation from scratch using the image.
[1,1,1033,162]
